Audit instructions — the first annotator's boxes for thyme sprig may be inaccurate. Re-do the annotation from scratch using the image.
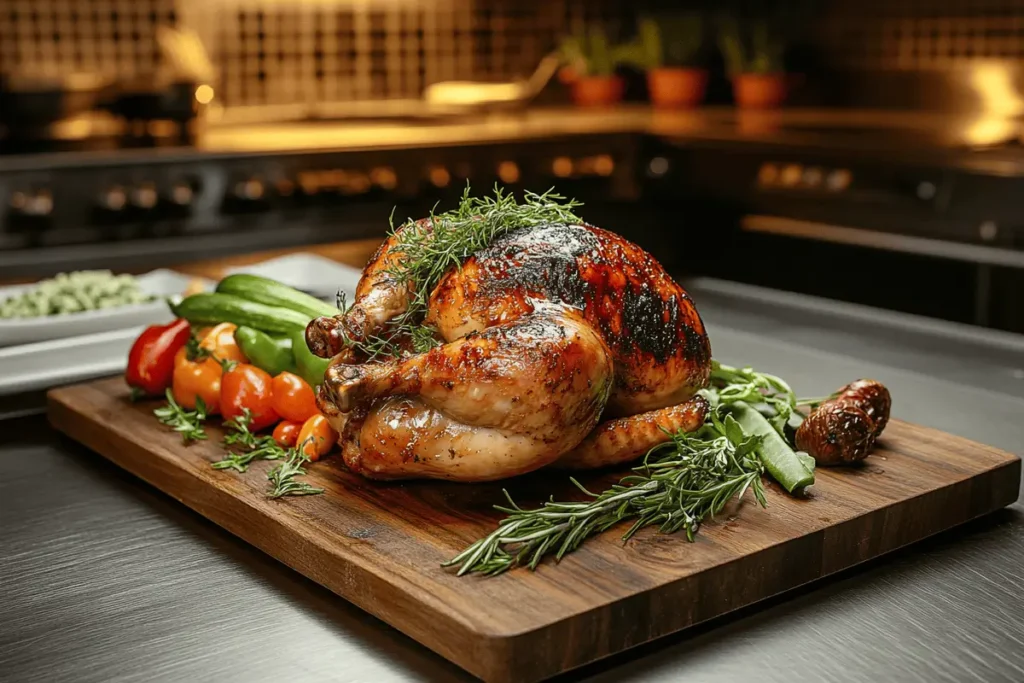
[154,388,208,444]
[267,442,325,498]
[344,185,583,360]
[444,423,766,576]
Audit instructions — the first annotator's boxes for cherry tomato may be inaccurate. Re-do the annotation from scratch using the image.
[221,364,278,431]
[272,421,301,449]
[297,414,337,461]
[172,346,222,413]
[271,371,318,423]
[201,322,248,364]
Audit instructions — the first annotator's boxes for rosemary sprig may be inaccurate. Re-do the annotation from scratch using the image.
[343,185,582,360]
[211,409,288,473]
[154,388,208,444]
[266,442,325,498]
[444,424,766,576]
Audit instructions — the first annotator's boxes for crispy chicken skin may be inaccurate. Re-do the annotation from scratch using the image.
[309,222,712,481]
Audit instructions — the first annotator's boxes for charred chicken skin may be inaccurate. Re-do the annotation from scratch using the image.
[307,222,712,482]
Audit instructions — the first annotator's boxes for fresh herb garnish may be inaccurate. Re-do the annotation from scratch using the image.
[211,409,287,473]
[344,185,583,360]
[185,333,237,372]
[445,422,765,576]
[266,442,325,498]
[153,388,208,443]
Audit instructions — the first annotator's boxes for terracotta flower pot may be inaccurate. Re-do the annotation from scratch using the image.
[647,68,708,109]
[732,73,787,109]
[570,76,624,107]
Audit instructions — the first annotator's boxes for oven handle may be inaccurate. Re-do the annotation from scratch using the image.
[740,214,1024,269]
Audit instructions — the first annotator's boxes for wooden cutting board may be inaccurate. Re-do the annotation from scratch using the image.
[48,377,1020,683]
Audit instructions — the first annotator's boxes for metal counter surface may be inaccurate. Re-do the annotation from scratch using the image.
[3,279,1023,683]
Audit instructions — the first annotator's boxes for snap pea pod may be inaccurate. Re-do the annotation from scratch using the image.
[728,401,815,493]
[234,326,295,376]
[291,328,331,389]
[171,293,310,334]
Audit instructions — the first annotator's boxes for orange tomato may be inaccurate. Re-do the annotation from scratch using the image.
[272,421,302,449]
[271,371,318,423]
[200,322,247,364]
[297,414,337,461]
[221,364,278,431]
[172,346,222,413]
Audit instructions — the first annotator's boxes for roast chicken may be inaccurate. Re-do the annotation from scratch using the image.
[306,222,712,482]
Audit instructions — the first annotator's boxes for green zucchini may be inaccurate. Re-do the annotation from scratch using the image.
[171,293,310,334]
[216,273,338,320]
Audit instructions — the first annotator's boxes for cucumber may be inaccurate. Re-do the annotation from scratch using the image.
[171,293,310,334]
[216,273,339,320]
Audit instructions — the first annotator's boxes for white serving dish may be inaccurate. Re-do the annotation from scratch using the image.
[0,327,142,395]
[0,269,202,348]
[224,253,363,304]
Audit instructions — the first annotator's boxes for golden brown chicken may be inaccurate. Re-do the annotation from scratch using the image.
[307,222,712,482]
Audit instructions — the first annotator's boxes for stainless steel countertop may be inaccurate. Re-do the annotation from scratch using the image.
[3,279,1023,683]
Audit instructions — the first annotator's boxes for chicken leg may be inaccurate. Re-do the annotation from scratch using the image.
[319,309,615,481]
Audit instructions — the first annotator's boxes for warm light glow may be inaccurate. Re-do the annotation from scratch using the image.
[370,167,397,190]
[497,161,520,184]
[428,166,450,188]
[970,62,1024,117]
[593,155,614,177]
[552,157,572,178]
[781,164,803,187]
[964,117,1019,146]
[195,84,215,105]
[758,163,779,186]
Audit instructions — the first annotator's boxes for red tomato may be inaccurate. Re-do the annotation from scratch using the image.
[125,318,191,397]
[271,371,319,423]
[221,364,278,431]
[272,421,301,449]
[297,414,337,461]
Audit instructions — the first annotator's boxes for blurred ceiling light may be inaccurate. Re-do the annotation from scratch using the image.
[593,155,614,177]
[195,84,215,105]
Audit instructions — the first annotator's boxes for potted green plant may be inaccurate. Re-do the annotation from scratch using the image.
[718,19,787,109]
[637,14,707,108]
[558,27,627,107]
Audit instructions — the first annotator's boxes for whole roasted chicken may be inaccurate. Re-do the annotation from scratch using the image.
[307,215,712,482]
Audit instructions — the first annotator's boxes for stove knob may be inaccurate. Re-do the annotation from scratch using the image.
[12,189,53,216]
[101,186,128,211]
[131,182,158,210]
[170,182,194,206]
[233,178,265,201]
[827,169,852,192]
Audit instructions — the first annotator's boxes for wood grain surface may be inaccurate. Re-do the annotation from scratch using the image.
[47,378,1020,683]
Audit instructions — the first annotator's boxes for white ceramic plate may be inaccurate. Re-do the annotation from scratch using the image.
[224,253,363,304]
[0,269,203,348]
[0,326,143,395]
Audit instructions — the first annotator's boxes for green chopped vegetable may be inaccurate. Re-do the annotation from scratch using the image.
[0,270,155,319]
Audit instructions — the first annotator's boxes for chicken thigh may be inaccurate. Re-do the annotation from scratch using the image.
[308,222,712,482]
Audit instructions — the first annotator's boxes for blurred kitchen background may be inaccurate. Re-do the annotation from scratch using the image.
[3,0,1024,333]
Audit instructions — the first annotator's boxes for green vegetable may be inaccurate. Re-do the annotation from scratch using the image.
[216,273,339,320]
[291,327,331,388]
[234,326,295,376]
[1,270,155,319]
[171,293,310,334]
[727,401,814,493]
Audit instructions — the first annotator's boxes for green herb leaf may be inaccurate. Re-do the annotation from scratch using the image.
[153,388,208,444]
